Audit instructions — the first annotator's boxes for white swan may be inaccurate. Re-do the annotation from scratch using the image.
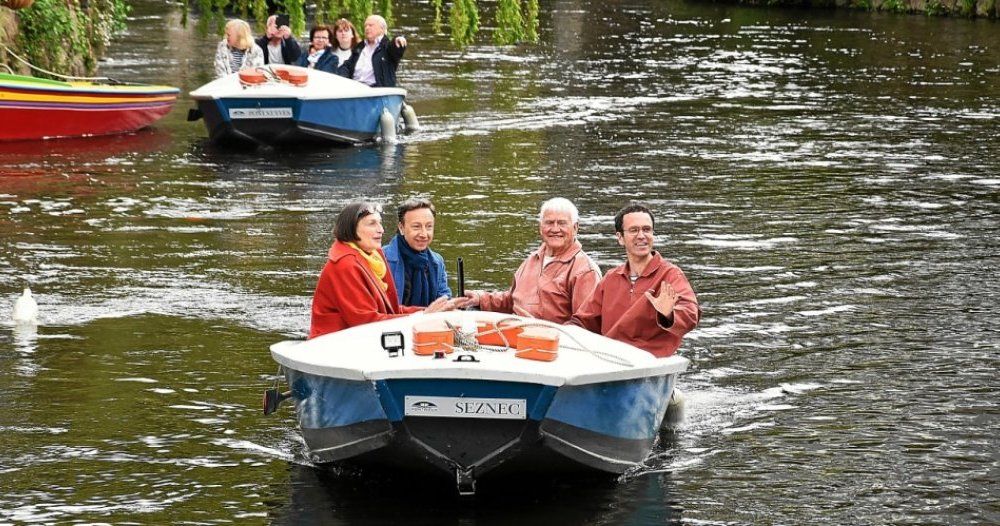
[12,286,38,325]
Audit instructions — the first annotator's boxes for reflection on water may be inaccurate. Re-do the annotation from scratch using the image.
[1,0,998,523]
[269,464,683,526]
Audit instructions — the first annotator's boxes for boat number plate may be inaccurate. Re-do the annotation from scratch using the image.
[404,396,527,420]
[229,107,293,119]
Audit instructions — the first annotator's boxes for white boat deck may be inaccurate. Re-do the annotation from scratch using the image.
[189,67,406,101]
[270,312,689,387]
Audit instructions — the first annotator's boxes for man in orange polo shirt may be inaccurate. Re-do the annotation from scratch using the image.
[569,203,700,357]
[457,198,601,323]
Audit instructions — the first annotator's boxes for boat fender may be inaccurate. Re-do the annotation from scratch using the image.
[660,387,686,431]
[401,103,420,132]
[379,108,397,143]
[515,327,559,362]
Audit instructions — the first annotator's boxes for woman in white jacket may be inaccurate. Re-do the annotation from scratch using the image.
[214,19,264,78]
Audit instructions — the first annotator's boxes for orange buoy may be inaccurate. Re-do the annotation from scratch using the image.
[476,318,523,348]
[271,67,291,81]
[412,320,455,356]
[271,65,308,86]
[515,327,560,362]
[238,69,267,86]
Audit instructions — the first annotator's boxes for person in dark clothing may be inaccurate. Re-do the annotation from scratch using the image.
[382,198,452,307]
[295,26,342,75]
[255,14,301,65]
[341,14,407,88]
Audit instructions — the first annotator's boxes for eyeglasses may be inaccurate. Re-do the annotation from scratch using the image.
[624,226,653,236]
[313,35,329,40]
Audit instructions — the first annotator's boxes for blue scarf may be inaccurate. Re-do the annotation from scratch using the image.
[395,234,439,307]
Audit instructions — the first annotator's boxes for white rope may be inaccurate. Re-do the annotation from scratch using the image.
[462,317,634,368]
[0,43,118,82]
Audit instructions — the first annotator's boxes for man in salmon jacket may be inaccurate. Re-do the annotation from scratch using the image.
[456,197,602,324]
[569,203,700,357]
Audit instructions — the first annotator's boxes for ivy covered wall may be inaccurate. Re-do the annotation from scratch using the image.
[0,0,130,77]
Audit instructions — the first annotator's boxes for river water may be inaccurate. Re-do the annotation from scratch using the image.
[2,0,998,523]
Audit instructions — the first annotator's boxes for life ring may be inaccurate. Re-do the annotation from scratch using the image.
[270,65,308,86]
[238,69,267,86]
[514,327,560,362]
[412,320,455,356]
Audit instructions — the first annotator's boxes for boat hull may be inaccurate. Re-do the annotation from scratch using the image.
[0,73,178,141]
[269,312,689,493]
[285,369,677,478]
[196,94,404,147]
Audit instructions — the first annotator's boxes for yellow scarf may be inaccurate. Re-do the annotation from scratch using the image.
[346,242,388,291]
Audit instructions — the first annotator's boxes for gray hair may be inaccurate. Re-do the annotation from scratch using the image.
[538,197,579,224]
[367,14,388,33]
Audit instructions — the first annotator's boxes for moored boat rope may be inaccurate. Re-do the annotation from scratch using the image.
[0,43,124,83]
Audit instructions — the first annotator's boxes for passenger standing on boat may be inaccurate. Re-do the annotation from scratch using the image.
[214,19,265,78]
[456,198,602,324]
[568,204,700,358]
[382,198,453,307]
[295,26,340,74]
[256,14,302,66]
[342,14,407,88]
[310,202,454,339]
[330,18,361,78]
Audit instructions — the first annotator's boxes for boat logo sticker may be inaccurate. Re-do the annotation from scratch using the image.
[229,107,294,119]
[404,396,527,420]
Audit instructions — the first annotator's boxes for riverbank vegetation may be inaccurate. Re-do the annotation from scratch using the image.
[1,0,992,78]
[1,0,130,77]
[181,0,993,50]
[704,0,996,17]
[181,0,539,47]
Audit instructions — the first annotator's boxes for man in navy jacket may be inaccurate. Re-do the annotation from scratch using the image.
[343,15,407,88]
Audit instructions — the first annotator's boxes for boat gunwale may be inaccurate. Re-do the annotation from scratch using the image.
[271,351,688,387]
[188,69,405,101]
[0,74,179,96]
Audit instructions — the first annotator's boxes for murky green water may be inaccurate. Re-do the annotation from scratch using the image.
[2,0,998,523]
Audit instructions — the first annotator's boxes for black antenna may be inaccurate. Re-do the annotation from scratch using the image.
[457,257,465,298]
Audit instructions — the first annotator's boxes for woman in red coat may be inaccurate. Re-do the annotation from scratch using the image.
[310,201,452,339]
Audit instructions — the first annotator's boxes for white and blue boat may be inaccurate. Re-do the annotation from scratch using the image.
[266,311,688,495]
[189,67,405,147]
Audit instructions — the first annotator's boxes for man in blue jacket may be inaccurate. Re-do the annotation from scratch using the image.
[344,14,407,88]
[382,198,452,307]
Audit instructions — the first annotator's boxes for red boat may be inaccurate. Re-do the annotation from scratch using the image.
[0,73,178,141]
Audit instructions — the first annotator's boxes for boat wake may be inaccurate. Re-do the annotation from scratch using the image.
[405,94,696,144]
